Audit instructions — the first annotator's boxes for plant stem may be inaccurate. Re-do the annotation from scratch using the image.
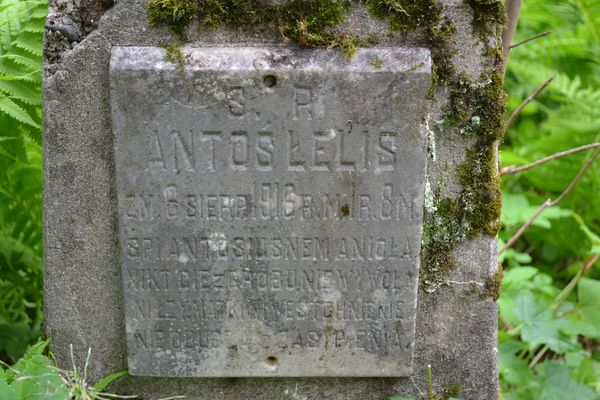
[510,30,552,49]
[506,75,555,128]
[553,253,600,312]
[500,148,600,254]
[529,345,549,369]
[501,142,600,175]
[428,364,433,400]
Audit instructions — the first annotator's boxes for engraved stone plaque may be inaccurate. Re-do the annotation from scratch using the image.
[110,46,431,377]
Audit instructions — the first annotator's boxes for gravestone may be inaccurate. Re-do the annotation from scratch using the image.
[43,0,503,398]
[111,46,431,377]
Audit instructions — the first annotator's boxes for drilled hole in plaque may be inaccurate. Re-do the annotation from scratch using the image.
[265,356,278,370]
[263,75,277,88]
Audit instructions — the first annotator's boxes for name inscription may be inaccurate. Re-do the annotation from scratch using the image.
[111,46,431,377]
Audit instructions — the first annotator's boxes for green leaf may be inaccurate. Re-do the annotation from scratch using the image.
[93,369,129,392]
[0,143,16,160]
[577,278,600,338]
[503,267,538,288]
[14,32,42,57]
[501,192,572,229]
[0,322,37,362]
[510,292,574,352]
[538,362,598,400]
[13,354,68,400]
[0,379,16,400]
[0,80,40,105]
[0,96,37,127]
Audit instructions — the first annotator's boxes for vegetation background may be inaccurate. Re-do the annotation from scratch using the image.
[0,0,598,398]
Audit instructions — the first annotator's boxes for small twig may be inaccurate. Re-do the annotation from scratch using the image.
[582,253,600,275]
[506,75,555,128]
[500,199,550,254]
[553,253,600,312]
[501,142,600,175]
[499,148,600,254]
[529,345,549,369]
[510,31,552,49]
[550,148,599,206]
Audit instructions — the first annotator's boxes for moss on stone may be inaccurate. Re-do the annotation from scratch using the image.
[421,197,462,292]
[147,0,354,48]
[483,266,503,301]
[361,0,440,33]
[145,0,458,64]
[147,0,197,34]
[421,69,506,289]
[419,0,507,289]
[366,33,380,45]
[464,0,506,41]
[362,0,457,82]
[456,71,506,236]
[371,55,383,68]
[444,384,461,398]
[339,35,363,59]
[164,43,185,68]
[277,0,353,46]
[422,383,462,400]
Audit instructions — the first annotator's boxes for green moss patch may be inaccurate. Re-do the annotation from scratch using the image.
[422,69,506,293]
[147,0,197,34]
[147,0,355,49]
[483,266,503,301]
[146,0,457,61]
[164,43,185,68]
[464,0,506,40]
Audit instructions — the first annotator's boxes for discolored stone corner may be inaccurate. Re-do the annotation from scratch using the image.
[44,0,116,64]
[81,0,116,32]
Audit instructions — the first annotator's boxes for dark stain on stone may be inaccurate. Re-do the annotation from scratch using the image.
[340,204,350,217]
[81,0,115,32]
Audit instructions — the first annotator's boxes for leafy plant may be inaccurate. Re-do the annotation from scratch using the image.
[0,0,46,362]
[499,0,600,398]
[0,339,132,400]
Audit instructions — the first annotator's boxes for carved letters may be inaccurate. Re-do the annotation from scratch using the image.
[111,46,430,376]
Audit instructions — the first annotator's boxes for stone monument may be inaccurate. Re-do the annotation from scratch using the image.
[43,0,505,398]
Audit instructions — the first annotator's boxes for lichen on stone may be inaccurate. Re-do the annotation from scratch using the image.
[419,1,507,293]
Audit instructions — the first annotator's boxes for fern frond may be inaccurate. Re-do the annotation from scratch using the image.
[21,20,45,34]
[3,52,40,71]
[14,32,43,57]
[575,0,600,45]
[0,80,40,105]
[0,96,38,128]
[0,66,38,83]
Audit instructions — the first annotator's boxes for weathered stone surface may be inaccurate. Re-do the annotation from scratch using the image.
[43,0,501,398]
[110,46,431,377]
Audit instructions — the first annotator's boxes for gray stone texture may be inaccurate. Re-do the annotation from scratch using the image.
[43,0,499,398]
[111,46,431,377]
